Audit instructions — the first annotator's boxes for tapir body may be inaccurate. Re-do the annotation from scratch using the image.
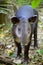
[11,5,38,64]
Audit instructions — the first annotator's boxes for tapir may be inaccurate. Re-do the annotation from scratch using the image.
[11,5,38,64]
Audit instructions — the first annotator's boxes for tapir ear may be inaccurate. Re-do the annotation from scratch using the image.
[28,15,37,23]
[11,17,20,24]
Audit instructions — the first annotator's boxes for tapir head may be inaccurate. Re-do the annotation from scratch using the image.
[11,5,37,46]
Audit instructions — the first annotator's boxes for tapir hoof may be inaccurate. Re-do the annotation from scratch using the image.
[14,55,23,64]
[34,45,38,50]
[23,58,31,64]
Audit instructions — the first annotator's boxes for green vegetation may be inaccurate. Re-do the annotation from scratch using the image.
[31,0,41,8]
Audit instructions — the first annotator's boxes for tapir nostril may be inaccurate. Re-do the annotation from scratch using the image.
[18,28,21,31]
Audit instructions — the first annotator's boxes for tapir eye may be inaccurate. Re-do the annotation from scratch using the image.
[29,16,37,23]
[11,17,20,24]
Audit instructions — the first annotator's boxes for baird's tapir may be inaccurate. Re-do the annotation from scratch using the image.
[11,5,38,64]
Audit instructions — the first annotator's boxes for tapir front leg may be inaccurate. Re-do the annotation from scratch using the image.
[24,33,32,64]
[15,41,22,58]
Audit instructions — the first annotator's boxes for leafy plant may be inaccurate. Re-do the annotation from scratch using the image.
[17,0,31,6]
[31,0,41,8]
[17,0,43,8]
[0,0,12,4]
[37,49,43,56]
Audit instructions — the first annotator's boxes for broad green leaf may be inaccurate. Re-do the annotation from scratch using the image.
[31,0,41,8]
